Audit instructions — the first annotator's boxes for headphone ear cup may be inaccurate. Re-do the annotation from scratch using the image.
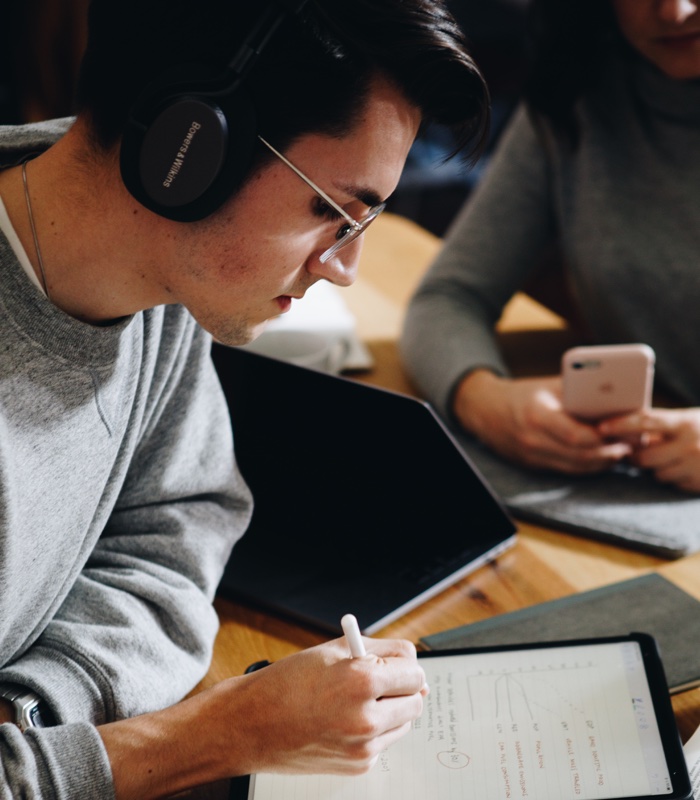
[119,3,308,222]
[120,72,258,222]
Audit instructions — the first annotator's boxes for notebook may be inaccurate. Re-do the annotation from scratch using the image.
[211,343,517,635]
[419,572,700,694]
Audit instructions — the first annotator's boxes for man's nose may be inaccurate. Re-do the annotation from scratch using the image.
[657,0,698,24]
[307,238,363,288]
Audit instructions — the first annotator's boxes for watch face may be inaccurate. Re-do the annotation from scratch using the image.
[0,685,46,730]
[27,703,44,728]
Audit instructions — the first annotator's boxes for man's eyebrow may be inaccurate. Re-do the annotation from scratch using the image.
[337,183,385,208]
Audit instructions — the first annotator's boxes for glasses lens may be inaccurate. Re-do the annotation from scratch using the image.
[335,223,355,242]
[319,203,385,264]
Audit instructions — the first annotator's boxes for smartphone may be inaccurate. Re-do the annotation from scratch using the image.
[561,343,655,421]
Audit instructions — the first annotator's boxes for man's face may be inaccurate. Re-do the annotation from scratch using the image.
[164,75,421,345]
[612,0,700,79]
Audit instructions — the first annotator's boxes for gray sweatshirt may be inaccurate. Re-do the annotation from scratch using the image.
[401,51,700,422]
[0,120,253,797]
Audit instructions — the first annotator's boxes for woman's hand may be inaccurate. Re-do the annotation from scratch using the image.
[453,370,632,473]
[599,408,700,493]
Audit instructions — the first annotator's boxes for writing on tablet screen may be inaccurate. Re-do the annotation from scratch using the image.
[248,639,678,800]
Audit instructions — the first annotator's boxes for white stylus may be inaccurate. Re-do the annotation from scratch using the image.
[341,613,367,658]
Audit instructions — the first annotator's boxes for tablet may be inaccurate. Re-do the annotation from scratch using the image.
[232,634,692,800]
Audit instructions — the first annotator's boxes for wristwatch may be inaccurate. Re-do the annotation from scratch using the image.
[0,683,49,731]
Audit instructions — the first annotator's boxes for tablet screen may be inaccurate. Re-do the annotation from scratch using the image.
[241,635,691,800]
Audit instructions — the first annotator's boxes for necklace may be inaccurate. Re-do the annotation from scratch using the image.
[21,160,51,301]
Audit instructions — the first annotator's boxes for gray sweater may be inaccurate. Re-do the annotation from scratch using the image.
[0,121,253,797]
[401,51,700,422]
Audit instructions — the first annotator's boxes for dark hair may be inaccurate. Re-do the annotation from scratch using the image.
[75,0,489,164]
[523,0,621,141]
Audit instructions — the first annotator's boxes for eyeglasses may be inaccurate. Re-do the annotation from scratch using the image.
[257,135,385,264]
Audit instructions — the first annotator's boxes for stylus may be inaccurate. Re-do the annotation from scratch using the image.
[341,613,366,658]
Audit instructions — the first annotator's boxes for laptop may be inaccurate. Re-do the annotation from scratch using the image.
[211,343,517,635]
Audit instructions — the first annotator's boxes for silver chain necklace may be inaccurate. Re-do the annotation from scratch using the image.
[21,160,51,301]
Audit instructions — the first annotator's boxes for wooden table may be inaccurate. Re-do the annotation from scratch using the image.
[194,213,700,796]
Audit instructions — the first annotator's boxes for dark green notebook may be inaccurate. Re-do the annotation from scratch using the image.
[420,573,700,693]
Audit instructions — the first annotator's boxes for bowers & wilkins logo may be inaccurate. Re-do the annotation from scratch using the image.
[162,121,202,188]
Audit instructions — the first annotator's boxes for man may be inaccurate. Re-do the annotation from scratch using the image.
[0,0,488,796]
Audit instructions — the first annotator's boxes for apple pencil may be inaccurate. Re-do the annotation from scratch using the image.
[341,613,366,658]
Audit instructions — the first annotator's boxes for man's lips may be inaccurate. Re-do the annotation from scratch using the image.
[275,294,304,312]
[656,31,700,46]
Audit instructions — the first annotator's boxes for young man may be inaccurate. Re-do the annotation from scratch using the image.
[0,0,488,796]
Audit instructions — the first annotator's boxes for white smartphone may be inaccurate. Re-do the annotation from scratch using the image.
[561,343,655,421]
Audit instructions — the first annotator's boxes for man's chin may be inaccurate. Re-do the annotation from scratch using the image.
[208,319,270,348]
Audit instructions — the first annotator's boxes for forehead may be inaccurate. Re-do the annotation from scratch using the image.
[284,75,422,202]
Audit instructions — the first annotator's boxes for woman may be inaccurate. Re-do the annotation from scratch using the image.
[401,0,700,492]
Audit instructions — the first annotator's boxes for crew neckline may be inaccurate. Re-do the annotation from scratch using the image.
[0,230,134,368]
[630,52,700,123]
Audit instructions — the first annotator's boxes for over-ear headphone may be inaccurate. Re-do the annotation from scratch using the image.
[119,0,309,222]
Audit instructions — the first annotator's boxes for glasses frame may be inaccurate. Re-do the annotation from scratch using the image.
[257,135,385,264]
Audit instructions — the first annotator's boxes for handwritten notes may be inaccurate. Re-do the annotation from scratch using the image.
[248,642,673,800]
[684,724,700,799]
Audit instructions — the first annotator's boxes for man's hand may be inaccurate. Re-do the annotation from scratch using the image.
[453,370,632,473]
[99,635,426,800]
[225,636,426,775]
[600,408,700,493]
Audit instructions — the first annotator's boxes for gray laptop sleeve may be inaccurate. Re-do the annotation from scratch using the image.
[454,431,700,558]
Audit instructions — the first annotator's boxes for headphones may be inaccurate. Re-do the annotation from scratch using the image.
[119,0,309,222]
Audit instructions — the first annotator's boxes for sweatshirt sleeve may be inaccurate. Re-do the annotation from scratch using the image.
[0,723,114,800]
[400,104,558,421]
[0,313,253,798]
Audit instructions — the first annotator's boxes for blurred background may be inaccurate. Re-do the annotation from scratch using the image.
[388,0,533,236]
[0,0,533,237]
[0,0,89,125]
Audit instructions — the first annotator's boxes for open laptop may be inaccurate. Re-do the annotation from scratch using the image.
[211,343,517,635]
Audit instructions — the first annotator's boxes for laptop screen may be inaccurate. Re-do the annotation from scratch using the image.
[212,343,517,634]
